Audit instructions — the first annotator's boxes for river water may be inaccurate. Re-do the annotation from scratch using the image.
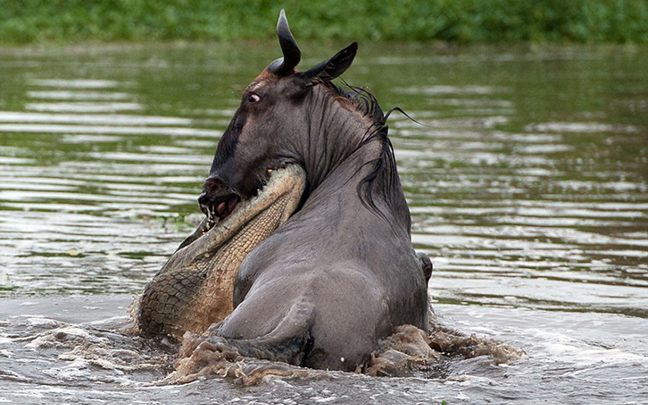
[0,42,647,404]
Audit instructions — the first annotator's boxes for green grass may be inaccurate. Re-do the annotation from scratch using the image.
[1,0,647,44]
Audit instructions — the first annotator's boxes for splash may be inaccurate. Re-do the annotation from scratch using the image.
[163,331,311,386]
[163,312,526,385]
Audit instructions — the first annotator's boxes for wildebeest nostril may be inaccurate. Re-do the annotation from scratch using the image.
[198,175,236,209]
[201,176,226,199]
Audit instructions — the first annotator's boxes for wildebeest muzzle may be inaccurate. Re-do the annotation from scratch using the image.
[198,175,242,223]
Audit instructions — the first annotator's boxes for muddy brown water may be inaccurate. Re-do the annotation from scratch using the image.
[1,42,647,404]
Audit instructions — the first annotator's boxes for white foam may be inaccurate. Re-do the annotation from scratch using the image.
[26,326,96,349]
[534,330,647,366]
[25,316,59,327]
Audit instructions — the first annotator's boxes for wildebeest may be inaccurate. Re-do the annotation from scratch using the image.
[138,10,431,372]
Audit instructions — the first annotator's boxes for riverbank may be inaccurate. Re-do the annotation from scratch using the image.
[1,0,647,44]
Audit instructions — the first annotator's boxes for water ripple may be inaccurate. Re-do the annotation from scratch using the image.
[0,44,646,321]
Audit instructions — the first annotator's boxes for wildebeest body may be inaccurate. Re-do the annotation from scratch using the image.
[212,81,428,370]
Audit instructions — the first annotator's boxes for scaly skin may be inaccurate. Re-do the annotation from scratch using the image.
[133,165,306,341]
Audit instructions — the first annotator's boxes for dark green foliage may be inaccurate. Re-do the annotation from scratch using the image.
[0,0,647,44]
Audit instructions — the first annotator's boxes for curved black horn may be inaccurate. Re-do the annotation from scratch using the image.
[268,9,301,75]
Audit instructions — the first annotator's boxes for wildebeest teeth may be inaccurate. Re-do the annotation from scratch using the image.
[205,205,219,225]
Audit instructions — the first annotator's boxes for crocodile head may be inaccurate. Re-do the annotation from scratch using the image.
[134,164,306,340]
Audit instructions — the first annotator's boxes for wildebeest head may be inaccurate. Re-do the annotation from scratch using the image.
[198,10,360,222]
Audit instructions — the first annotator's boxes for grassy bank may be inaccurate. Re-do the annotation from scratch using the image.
[1,0,648,44]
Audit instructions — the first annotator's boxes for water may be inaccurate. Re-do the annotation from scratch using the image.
[1,42,647,403]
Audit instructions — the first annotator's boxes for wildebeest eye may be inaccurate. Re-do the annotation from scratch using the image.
[248,93,261,103]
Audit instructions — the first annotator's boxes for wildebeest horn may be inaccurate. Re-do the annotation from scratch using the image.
[268,9,301,75]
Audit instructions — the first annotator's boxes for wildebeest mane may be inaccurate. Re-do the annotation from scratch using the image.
[323,81,402,221]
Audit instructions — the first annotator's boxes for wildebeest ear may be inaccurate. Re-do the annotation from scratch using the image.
[301,42,358,85]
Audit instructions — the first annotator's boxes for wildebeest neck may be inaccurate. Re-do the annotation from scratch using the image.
[299,85,410,230]
[300,86,376,185]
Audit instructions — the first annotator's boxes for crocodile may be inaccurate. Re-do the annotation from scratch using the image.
[133,165,306,340]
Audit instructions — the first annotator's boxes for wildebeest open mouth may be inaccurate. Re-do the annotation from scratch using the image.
[201,194,241,230]
[134,164,306,340]
[179,165,306,251]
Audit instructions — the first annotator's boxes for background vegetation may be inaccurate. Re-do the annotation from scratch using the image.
[1,0,647,44]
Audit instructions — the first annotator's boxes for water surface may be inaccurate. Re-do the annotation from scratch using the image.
[1,42,647,404]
